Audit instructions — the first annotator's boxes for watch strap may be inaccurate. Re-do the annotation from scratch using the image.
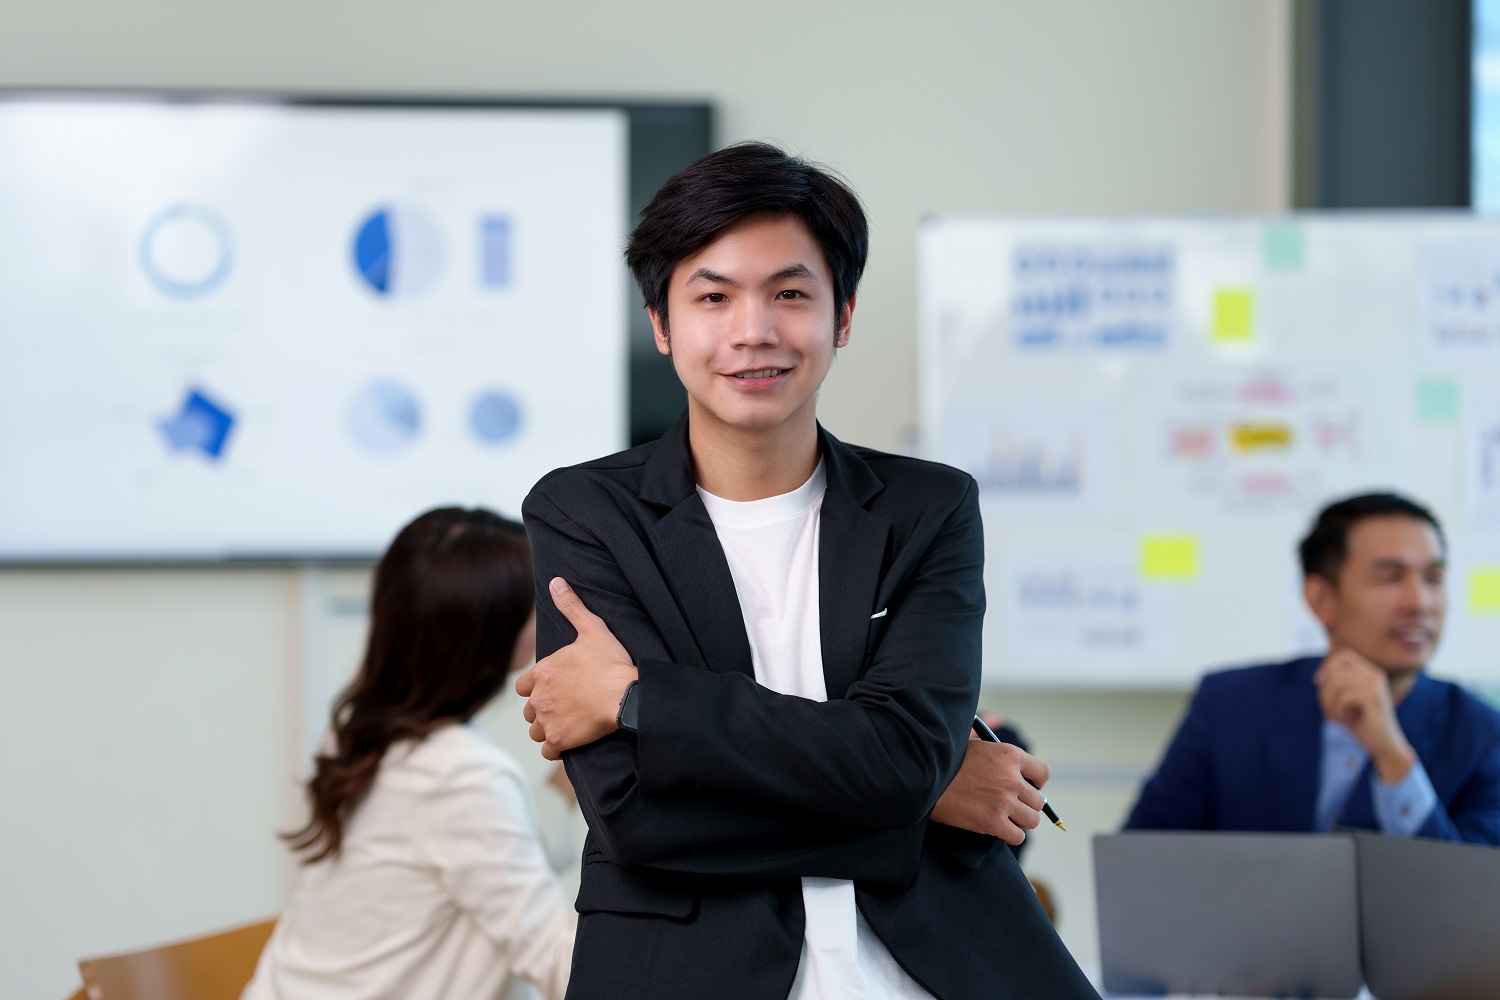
[615,679,640,733]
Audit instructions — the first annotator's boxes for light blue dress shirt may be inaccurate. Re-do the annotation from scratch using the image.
[1314,720,1438,836]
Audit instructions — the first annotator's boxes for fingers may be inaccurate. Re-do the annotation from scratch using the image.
[541,741,562,762]
[1016,749,1051,789]
[523,701,536,724]
[1320,678,1362,727]
[514,666,536,697]
[528,720,545,744]
[996,807,1040,846]
[1017,783,1046,813]
[549,577,605,636]
[996,821,1026,847]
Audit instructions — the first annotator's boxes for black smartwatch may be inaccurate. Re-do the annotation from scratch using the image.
[615,679,640,733]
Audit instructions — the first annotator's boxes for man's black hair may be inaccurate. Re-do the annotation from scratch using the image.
[625,141,869,331]
[1298,492,1446,582]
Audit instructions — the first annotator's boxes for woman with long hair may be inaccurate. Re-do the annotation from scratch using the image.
[244,507,574,1000]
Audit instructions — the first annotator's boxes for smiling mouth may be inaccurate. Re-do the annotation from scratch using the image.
[730,368,789,379]
[1393,628,1432,645]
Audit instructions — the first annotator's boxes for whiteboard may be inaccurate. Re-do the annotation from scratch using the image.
[919,213,1500,688]
[0,96,628,561]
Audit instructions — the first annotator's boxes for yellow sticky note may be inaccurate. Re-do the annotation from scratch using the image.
[1211,288,1256,345]
[1141,535,1201,582]
[1230,421,1294,454]
[1469,568,1500,613]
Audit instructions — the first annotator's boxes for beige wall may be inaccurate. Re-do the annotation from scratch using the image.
[0,1,1289,994]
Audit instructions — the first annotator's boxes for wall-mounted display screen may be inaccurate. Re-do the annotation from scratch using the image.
[0,95,628,561]
[1476,0,1500,211]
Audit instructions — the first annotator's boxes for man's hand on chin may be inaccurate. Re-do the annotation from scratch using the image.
[516,577,639,761]
[1315,647,1418,785]
[931,736,1050,846]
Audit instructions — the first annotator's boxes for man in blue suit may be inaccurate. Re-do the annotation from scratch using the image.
[1127,493,1500,844]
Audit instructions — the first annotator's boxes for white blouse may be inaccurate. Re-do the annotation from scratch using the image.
[243,724,575,1000]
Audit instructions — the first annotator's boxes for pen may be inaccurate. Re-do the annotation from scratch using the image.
[972,715,1066,831]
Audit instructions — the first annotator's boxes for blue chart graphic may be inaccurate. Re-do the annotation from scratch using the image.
[480,215,513,288]
[353,206,445,297]
[159,388,236,460]
[470,389,523,444]
[348,380,422,454]
[140,204,234,299]
[1010,243,1173,350]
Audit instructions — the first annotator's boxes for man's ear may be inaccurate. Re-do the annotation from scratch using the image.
[648,306,671,356]
[835,293,856,348]
[1304,573,1338,631]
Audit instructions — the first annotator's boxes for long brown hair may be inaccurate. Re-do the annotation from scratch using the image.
[284,507,534,863]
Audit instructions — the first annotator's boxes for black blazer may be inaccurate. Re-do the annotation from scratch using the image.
[523,414,1097,1000]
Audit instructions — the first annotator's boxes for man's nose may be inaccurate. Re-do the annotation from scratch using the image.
[728,300,778,347]
[1402,573,1438,613]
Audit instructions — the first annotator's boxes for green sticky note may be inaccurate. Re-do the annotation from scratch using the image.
[1471,569,1500,614]
[1141,535,1201,582]
[1264,223,1304,270]
[1211,288,1256,345]
[1416,378,1459,422]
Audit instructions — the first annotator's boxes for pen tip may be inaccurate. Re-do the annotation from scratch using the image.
[1054,820,1067,831]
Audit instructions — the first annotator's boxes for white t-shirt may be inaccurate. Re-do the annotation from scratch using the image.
[699,462,933,1000]
[242,723,575,1000]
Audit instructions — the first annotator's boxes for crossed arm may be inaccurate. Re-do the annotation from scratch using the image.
[516,482,1050,881]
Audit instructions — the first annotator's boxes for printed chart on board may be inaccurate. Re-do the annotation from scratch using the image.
[919,214,1500,687]
[0,98,628,560]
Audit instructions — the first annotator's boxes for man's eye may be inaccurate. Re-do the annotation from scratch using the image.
[777,289,804,299]
[703,293,728,303]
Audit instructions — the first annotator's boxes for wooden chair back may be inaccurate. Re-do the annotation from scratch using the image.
[77,918,276,1000]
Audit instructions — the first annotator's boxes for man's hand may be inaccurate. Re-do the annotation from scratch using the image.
[1315,647,1416,784]
[931,737,1050,846]
[515,577,638,761]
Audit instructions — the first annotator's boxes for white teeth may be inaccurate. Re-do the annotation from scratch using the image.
[734,369,784,379]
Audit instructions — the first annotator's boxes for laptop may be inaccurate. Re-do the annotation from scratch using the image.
[1356,831,1500,1000]
[1094,831,1364,998]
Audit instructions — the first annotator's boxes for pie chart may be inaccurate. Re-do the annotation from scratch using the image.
[352,205,445,297]
[347,379,422,454]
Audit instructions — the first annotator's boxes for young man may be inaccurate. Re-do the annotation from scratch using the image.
[515,143,1096,999]
[1127,493,1500,844]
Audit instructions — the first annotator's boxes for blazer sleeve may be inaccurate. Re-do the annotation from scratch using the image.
[523,477,983,881]
[1415,711,1500,845]
[1124,678,1217,830]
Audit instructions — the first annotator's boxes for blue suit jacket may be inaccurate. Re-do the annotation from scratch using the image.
[1126,657,1500,844]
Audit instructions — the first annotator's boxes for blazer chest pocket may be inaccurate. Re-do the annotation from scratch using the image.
[863,609,891,663]
[575,859,699,920]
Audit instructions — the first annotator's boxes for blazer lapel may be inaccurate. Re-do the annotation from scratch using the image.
[817,428,890,699]
[640,413,754,678]
[1266,658,1324,831]
[651,495,755,678]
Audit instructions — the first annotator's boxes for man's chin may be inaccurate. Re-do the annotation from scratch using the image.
[1377,650,1432,674]
[696,399,809,434]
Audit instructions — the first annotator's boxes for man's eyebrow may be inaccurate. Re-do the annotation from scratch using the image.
[766,262,819,284]
[684,267,740,287]
[1368,556,1446,572]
